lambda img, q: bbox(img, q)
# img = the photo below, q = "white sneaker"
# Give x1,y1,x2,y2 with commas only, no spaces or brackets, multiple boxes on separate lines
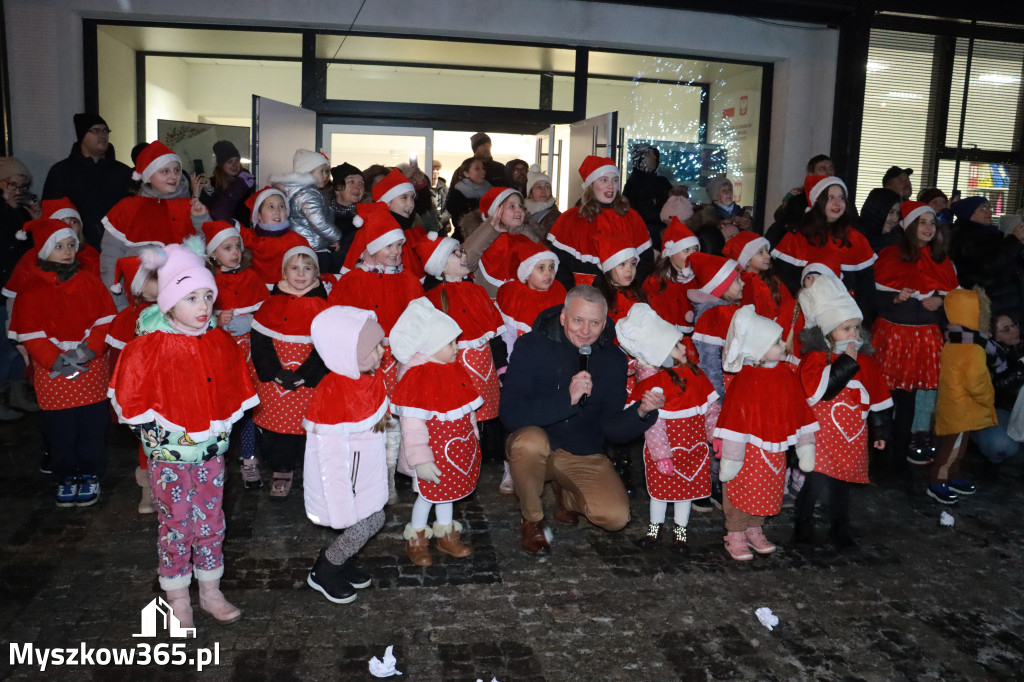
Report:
499,461,515,495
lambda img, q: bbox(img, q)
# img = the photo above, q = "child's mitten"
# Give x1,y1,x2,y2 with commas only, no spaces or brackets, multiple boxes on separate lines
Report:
656,458,674,476
796,443,816,472
719,458,742,482
415,462,442,484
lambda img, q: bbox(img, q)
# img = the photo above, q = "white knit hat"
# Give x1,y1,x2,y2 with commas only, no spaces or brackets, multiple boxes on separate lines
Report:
389,298,462,365
293,148,330,175
722,305,783,373
526,163,551,197
615,303,682,368
798,275,862,336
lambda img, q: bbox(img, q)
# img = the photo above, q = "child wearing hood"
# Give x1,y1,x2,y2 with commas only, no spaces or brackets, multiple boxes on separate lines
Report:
270,149,340,274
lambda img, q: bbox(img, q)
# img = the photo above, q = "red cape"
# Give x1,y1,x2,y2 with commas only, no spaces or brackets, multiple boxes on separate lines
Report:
214,268,270,314
874,245,959,297
304,370,390,432
772,229,877,271
495,280,567,332
547,206,651,264
251,286,329,342
327,267,425,335
392,361,482,421
106,300,150,349
240,226,309,286
630,366,718,417
102,195,195,247
714,363,818,451
425,280,504,349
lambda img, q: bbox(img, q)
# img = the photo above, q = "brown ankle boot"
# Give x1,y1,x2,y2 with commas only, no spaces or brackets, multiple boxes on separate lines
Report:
434,521,472,558
403,524,433,566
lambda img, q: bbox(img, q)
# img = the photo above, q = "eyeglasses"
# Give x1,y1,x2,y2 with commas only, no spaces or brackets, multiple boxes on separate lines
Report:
87,127,111,136
2,179,29,192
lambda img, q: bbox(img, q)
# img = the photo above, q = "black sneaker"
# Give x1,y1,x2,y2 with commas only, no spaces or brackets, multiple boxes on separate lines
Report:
926,484,958,505
710,481,723,509
307,550,357,604
338,559,372,589
906,448,934,466
691,497,713,513
947,479,976,496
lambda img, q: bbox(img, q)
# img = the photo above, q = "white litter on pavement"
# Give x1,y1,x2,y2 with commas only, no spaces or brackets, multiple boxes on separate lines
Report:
755,607,779,631
369,645,402,677
940,511,955,527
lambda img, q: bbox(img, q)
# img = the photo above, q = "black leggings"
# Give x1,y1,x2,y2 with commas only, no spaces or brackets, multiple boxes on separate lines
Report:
260,429,305,473
794,471,851,532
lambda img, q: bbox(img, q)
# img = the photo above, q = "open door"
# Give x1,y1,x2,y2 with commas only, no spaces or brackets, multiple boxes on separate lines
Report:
533,126,561,200
252,96,316,187
566,111,618,207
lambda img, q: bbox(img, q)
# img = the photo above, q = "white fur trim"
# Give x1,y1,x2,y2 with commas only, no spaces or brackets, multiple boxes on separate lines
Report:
366,228,405,255
770,247,807,267
281,245,318,269
691,332,725,347
391,395,484,422
377,181,415,207
38,227,78,259
545,232,599,265
102,215,166,247
700,259,739,296
303,399,390,434
806,364,831,405
839,253,877,271
250,319,312,344
659,390,719,419
423,236,459,278
205,225,241,256
476,259,507,288
482,188,519,220
516,250,559,283
48,208,81,222
457,326,505,350
663,236,699,257
901,205,933,229
713,422,820,453
600,247,638,273
137,153,180,183
105,334,127,350
807,176,847,208
108,389,259,443
737,237,769,269
582,164,619,189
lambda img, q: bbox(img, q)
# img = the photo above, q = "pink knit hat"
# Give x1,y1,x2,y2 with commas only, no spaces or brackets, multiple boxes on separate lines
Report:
154,242,218,313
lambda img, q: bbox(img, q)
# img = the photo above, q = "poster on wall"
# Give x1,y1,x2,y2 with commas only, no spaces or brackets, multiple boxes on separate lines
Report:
713,88,759,205
157,120,251,177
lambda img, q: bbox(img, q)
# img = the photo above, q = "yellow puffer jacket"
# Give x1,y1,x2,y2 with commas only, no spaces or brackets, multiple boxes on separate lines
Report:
935,289,997,435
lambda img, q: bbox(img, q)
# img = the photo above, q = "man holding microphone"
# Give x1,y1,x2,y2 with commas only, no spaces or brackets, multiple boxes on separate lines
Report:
500,285,665,554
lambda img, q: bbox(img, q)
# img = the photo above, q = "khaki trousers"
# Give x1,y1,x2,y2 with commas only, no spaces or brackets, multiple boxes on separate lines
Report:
722,486,765,533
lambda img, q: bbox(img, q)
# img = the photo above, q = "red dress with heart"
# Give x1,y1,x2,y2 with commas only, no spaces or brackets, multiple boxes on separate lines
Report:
250,290,329,434
426,280,505,420
102,195,196,247
643,273,698,334
392,362,483,503
799,351,893,483
714,363,819,516
633,366,719,502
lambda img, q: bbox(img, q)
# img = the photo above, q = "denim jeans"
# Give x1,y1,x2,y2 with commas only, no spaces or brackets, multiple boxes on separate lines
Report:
972,409,1022,464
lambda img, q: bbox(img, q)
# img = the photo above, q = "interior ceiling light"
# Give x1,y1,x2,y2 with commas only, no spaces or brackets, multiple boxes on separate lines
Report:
866,62,889,72
978,74,1021,84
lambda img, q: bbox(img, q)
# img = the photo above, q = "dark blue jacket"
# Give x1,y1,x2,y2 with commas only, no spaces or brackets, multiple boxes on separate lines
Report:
499,304,657,454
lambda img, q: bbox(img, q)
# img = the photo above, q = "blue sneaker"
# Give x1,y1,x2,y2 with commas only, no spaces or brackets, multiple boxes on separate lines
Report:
55,478,78,507
75,475,100,507
948,479,976,496
926,483,958,505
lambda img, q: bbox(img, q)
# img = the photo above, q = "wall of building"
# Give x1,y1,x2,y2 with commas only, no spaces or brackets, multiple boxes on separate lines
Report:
4,0,838,211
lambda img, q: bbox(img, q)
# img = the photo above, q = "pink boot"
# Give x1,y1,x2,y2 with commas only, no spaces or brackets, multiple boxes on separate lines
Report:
164,588,194,630
198,579,242,624
723,531,753,561
744,526,777,554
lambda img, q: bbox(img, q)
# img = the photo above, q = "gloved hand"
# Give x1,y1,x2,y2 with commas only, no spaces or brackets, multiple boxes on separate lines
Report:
655,458,675,476
719,458,743,482
223,312,253,336
238,170,255,188
65,345,96,366
415,462,442,484
50,353,86,379
796,443,816,472
713,438,722,457
273,369,305,391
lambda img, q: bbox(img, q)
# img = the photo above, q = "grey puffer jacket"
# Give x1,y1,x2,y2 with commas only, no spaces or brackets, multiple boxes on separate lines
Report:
270,172,338,251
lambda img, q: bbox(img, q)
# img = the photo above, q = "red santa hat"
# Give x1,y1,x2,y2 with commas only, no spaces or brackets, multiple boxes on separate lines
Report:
516,239,559,283
578,155,619,190
16,218,77,259
804,175,848,211
133,141,180,182
202,220,242,256
479,187,521,221
595,234,639,273
615,303,683,368
661,217,699,258
722,304,783,373
900,200,933,229
800,259,843,285
389,297,462,365
372,168,415,205
412,231,460,279
689,252,740,298
357,202,405,255
42,197,81,224
293,148,330,175
721,231,769,269
246,186,301,227
155,242,218,314
282,245,319,271
110,256,149,296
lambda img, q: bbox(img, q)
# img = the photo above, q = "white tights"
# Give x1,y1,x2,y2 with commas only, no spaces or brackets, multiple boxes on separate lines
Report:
649,499,692,527
411,495,453,529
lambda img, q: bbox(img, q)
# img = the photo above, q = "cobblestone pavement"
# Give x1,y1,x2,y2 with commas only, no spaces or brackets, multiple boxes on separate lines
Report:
1,418,1023,681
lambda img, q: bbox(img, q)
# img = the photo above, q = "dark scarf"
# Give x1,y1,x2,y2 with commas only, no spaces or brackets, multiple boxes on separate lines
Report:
37,258,79,282
945,324,1008,374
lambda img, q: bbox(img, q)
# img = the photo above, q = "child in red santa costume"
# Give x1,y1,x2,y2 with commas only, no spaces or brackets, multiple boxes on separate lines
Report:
795,275,892,549
204,219,270,489
642,218,700,334
108,239,258,631
100,141,210,306
9,218,116,507
341,168,427,279
713,305,819,561
304,306,390,605
723,230,796,348
391,298,483,567
242,186,311,287
329,202,426,503
417,232,507,467
615,303,719,553
547,155,652,290
471,187,539,296
250,246,330,498
592,234,646,324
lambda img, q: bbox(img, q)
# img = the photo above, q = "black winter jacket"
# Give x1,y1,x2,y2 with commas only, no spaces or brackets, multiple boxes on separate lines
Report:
949,219,1024,317
499,304,658,454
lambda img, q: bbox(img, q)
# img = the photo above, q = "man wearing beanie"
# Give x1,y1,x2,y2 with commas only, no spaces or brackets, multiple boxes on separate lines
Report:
949,196,1024,318
43,113,132,250
468,132,508,188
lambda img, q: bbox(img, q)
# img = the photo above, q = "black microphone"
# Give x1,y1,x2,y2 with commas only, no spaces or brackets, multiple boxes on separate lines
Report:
578,344,592,407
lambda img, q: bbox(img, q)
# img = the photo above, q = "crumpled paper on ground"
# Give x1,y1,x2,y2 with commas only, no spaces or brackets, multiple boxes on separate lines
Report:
940,511,955,527
755,607,779,631
369,645,402,677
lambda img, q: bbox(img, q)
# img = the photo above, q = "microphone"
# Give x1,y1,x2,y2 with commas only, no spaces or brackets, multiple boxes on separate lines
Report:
578,344,592,407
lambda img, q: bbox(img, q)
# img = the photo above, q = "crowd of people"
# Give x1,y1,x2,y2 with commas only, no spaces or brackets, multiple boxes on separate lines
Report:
1,113,1022,630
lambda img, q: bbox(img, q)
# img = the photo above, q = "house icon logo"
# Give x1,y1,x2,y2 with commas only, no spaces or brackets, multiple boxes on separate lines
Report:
133,597,196,638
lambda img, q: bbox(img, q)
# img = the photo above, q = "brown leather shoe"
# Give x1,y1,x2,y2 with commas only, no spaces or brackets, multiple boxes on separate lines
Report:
434,522,472,558
520,517,550,554
404,525,433,566
551,480,579,525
